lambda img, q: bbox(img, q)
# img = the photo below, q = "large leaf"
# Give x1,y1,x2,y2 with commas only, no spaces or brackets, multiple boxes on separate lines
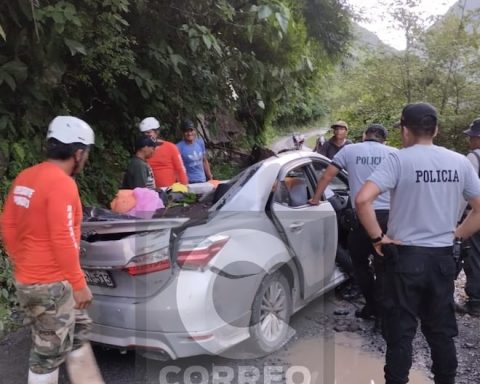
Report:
275,12,289,33
202,34,213,50
2,60,28,82
0,72,16,91
64,38,87,56
0,25,5,41
257,5,272,20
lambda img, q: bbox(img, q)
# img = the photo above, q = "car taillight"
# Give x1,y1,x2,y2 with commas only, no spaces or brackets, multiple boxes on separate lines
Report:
123,247,171,276
177,235,229,268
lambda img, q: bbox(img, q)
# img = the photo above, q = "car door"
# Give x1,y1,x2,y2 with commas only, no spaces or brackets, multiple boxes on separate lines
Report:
270,159,337,299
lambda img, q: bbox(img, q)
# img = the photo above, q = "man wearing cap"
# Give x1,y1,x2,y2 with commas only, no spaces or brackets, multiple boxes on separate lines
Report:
138,117,188,187
309,124,397,323
316,120,352,159
176,119,213,183
458,117,480,316
356,102,480,384
122,136,157,190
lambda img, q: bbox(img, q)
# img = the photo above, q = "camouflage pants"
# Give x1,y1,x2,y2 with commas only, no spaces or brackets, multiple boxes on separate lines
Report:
15,281,92,374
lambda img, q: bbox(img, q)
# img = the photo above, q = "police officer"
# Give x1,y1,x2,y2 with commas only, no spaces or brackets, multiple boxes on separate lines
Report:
1,117,104,384
309,124,397,322
355,103,480,384
458,117,480,316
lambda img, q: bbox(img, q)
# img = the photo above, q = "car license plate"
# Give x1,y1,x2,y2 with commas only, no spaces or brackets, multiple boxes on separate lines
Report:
84,269,115,288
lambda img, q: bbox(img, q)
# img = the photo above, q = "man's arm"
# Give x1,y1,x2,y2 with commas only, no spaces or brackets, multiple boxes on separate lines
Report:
171,144,188,184
46,184,87,291
355,180,398,254
203,157,213,180
0,188,18,260
355,181,382,238
456,196,480,239
308,164,340,205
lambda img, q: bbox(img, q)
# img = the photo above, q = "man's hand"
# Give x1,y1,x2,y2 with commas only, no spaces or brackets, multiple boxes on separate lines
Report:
73,286,93,309
308,198,321,206
373,234,401,256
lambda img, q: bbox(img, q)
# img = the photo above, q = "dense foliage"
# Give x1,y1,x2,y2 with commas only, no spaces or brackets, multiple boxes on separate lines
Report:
0,0,351,329
328,0,480,149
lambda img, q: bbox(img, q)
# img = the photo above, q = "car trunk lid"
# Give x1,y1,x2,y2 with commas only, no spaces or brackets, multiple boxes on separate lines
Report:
81,217,188,298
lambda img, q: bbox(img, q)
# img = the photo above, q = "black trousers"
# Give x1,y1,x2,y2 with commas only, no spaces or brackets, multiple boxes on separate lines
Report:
347,210,389,314
465,231,480,301
382,245,458,384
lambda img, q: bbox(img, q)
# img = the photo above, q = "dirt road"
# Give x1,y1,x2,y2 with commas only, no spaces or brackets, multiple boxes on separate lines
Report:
270,128,328,154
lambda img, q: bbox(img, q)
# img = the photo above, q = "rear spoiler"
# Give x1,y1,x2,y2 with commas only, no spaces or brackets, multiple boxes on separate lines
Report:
81,218,189,236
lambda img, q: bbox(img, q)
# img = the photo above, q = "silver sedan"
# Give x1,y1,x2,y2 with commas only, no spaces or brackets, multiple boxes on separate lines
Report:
80,151,351,360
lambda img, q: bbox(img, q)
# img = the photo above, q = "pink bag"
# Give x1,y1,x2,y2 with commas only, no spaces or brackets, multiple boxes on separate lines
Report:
127,188,164,218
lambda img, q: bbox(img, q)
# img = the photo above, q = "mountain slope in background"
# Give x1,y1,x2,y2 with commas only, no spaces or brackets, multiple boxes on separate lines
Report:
447,0,480,15
351,23,385,48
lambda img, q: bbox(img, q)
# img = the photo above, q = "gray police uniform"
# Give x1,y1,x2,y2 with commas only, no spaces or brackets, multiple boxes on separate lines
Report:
332,140,398,316
463,149,480,308
368,144,480,384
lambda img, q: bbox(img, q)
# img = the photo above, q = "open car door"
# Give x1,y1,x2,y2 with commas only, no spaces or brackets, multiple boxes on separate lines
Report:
270,159,337,299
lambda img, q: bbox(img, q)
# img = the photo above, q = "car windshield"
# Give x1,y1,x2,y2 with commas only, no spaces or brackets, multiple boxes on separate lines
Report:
210,162,263,211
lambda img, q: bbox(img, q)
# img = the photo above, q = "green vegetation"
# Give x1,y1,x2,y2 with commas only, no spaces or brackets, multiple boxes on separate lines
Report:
327,0,480,151
0,0,352,330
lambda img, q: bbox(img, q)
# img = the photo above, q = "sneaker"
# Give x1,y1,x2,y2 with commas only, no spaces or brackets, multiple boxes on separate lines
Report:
355,305,376,320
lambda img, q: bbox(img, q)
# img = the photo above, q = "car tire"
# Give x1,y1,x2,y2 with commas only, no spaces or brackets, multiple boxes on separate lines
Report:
249,272,292,355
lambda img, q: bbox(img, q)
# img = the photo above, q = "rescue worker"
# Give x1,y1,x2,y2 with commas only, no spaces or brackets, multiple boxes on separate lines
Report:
122,135,157,189
309,124,397,322
458,117,480,316
316,120,352,159
0,116,104,384
139,117,188,187
355,102,480,384
176,119,213,183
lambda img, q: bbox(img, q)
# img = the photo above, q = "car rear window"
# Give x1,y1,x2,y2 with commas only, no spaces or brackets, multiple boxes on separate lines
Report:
210,162,262,210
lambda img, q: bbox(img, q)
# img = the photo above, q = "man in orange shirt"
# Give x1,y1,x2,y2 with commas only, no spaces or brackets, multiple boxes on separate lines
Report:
1,116,104,384
139,117,188,187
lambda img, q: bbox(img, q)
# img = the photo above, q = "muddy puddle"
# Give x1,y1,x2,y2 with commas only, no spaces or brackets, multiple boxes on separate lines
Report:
282,332,431,383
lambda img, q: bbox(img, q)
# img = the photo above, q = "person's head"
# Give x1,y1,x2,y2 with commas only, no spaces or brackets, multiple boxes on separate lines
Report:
331,120,348,141
364,123,387,143
139,117,160,140
46,116,94,176
463,118,480,150
292,133,305,149
134,136,157,159
181,119,196,143
399,102,438,145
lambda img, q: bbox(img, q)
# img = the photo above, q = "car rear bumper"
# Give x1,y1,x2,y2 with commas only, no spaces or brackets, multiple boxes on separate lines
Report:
89,313,251,360
87,269,258,359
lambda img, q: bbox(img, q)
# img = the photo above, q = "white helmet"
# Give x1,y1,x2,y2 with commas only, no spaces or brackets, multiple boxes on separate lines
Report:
47,116,95,145
139,117,160,132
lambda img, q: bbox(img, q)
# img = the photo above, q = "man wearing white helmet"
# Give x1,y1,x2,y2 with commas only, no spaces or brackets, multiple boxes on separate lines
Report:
139,117,188,187
1,116,104,384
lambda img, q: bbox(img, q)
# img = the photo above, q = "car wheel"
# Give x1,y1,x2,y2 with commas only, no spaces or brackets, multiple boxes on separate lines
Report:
249,272,292,354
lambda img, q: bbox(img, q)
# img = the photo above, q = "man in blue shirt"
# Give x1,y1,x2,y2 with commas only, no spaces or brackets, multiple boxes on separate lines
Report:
177,120,213,183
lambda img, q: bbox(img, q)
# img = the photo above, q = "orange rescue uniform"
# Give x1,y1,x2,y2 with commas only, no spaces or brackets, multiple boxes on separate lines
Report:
0,162,86,290
147,140,188,187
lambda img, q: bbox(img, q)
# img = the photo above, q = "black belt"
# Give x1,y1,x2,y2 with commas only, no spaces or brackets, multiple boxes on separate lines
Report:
397,245,453,256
